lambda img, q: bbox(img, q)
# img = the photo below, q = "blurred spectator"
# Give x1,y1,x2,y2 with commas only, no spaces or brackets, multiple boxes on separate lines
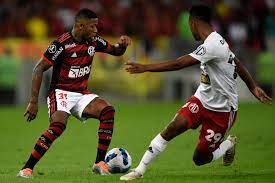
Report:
266,8,275,53
227,12,248,55
26,15,49,40
177,11,193,41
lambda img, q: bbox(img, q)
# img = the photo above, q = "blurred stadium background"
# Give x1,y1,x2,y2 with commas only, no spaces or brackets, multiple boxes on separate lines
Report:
0,0,274,104
0,0,274,183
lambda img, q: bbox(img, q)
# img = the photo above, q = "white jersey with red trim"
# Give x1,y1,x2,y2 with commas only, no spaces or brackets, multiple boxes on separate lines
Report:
189,31,238,112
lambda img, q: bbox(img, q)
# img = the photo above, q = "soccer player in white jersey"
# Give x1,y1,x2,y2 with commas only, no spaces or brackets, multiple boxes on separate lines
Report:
120,4,272,181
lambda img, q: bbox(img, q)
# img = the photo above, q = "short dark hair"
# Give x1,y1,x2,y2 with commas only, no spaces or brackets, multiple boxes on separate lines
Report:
189,5,212,24
75,8,97,21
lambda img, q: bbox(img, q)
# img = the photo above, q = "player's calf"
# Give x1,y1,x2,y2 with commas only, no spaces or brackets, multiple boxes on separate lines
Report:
21,122,66,171
95,106,115,163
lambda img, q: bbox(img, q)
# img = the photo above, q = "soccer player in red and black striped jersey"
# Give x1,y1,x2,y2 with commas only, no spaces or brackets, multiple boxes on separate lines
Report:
18,9,131,178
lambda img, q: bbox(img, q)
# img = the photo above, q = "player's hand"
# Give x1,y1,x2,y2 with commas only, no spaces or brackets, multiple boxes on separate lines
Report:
24,102,38,122
251,86,272,105
117,35,131,47
125,61,147,74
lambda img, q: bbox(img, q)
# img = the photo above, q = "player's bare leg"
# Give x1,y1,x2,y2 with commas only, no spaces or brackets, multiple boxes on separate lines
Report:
192,135,237,166
82,97,115,175
120,114,188,181
18,111,69,178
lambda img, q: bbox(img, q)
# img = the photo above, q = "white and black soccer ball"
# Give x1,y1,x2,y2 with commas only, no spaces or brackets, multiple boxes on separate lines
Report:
105,148,132,173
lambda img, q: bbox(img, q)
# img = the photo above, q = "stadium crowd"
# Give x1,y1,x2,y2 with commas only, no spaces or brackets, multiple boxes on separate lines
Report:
0,0,274,104
0,0,275,51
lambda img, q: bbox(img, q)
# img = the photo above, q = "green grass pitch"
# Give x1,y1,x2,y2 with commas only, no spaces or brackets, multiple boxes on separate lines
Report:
0,102,274,183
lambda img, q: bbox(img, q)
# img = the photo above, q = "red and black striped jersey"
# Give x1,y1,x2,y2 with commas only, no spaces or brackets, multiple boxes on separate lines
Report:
42,32,114,94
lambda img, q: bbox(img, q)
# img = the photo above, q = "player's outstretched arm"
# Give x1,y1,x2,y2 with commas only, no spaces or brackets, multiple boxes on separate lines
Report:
125,55,200,73
24,58,52,122
235,57,272,105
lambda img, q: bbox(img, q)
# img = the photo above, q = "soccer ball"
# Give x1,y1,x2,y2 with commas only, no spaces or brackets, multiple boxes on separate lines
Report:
105,148,132,173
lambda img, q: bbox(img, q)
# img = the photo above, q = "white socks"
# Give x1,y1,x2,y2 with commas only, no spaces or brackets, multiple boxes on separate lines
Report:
135,134,168,175
134,134,233,174
212,139,233,161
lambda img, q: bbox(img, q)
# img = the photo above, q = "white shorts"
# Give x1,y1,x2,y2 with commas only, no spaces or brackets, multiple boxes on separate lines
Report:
47,89,99,121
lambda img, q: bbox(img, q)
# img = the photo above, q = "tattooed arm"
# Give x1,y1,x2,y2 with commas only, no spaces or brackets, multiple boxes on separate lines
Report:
24,58,52,122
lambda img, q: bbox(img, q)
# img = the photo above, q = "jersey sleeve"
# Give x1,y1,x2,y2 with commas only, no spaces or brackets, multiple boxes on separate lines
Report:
42,40,64,65
94,36,112,53
189,42,217,64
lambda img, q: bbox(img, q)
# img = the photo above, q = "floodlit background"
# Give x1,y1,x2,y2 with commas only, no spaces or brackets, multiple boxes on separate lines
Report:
0,1,274,183
0,0,274,104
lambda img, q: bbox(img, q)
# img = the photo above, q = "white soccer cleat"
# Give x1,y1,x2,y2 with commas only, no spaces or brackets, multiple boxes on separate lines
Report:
223,135,237,166
17,168,33,178
120,169,143,181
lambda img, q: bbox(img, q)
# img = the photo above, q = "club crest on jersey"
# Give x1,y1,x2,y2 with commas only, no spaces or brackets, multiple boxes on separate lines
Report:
48,44,56,53
60,101,67,108
68,65,91,78
194,46,206,56
188,103,199,113
88,46,95,56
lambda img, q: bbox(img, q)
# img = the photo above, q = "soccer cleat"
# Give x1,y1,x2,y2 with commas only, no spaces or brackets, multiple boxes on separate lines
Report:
92,161,110,175
223,135,237,166
17,168,33,178
120,169,143,181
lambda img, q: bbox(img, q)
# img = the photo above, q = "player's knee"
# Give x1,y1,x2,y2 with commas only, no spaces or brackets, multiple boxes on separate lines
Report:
192,150,211,166
192,155,205,166
50,111,68,125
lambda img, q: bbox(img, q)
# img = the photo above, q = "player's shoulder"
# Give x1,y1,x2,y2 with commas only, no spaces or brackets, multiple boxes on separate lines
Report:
56,32,73,44
204,32,223,44
204,32,229,53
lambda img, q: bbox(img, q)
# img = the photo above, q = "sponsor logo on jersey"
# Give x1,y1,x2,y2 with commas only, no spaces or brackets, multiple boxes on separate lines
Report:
65,43,76,49
88,46,95,56
71,52,77,58
188,103,199,113
194,46,206,56
52,47,64,61
68,65,91,78
48,44,56,53
94,36,107,46
200,73,211,85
